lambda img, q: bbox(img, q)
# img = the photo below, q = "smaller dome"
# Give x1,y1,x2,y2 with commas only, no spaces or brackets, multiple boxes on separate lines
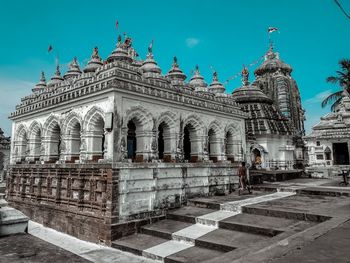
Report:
254,46,292,76
189,65,208,92
209,71,225,94
84,47,103,73
47,65,64,87
107,35,133,64
32,71,47,93
166,56,186,84
140,46,162,79
64,57,82,79
232,67,272,104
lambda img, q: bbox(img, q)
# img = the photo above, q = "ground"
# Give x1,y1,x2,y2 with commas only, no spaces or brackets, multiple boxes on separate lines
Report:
0,177,350,263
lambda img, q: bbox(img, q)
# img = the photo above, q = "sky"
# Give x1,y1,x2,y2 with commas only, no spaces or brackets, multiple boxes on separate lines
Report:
0,0,349,137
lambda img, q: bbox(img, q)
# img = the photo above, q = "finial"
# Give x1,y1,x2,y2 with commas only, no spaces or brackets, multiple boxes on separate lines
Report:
213,71,218,82
174,56,177,64
40,71,46,81
241,66,249,86
55,65,61,76
93,47,99,57
73,57,77,63
118,34,122,43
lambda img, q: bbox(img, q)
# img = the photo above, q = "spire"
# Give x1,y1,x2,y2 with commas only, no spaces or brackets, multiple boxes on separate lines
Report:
64,57,82,79
209,71,225,95
140,45,162,79
32,71,47,93
84,47,103,73
47,65,64,88
106,35,133,64
189,65,208,92
241,67,249,86
166,56,186,84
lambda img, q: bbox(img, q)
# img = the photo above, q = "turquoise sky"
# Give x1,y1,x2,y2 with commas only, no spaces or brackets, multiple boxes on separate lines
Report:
0,0,349,136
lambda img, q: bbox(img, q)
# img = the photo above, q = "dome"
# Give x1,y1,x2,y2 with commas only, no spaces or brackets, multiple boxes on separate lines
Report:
189,65,208,92
107,35,133,64
232,67,292,135
254,46,292,76
166,56,186,84
32,71,47,93
47,65,64,88
209,72,225,94
140,46,162,79
84,47,103,73
64,57,82,79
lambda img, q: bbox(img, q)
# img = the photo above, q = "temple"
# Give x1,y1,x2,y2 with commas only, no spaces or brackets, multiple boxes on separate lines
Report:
305,92,350,177
6,34,305,244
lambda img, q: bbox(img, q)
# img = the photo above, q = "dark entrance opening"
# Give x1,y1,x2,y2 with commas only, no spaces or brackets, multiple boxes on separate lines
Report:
127,121,137,160
101,133,105,158
158,125,164,159
333,143,349,165
184,126,191,161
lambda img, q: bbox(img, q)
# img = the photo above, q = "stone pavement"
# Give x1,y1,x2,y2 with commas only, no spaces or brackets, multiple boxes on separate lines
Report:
27,221,157,263
1,177,350,263
0,233,89,263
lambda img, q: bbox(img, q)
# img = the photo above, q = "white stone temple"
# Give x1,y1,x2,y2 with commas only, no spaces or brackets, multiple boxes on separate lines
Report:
305,92,350,177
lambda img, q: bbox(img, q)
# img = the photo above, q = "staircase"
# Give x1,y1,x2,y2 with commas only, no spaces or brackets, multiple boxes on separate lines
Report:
112,191,320,263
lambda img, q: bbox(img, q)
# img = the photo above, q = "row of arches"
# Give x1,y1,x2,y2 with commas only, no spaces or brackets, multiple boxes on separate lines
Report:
13,107,106,163
122,107,243,163
13,106,244,164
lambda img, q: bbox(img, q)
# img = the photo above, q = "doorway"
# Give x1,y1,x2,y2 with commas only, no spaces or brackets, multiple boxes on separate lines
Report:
333,143,349,165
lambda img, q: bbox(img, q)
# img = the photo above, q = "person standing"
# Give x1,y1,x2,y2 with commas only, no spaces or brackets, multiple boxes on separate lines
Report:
238,162,252,195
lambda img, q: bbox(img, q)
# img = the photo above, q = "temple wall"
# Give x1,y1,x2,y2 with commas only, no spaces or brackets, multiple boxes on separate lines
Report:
116,163,238,220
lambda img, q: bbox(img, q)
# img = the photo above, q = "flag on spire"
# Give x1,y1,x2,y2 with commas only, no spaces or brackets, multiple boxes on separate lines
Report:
48,45,53,53
268,27,279,33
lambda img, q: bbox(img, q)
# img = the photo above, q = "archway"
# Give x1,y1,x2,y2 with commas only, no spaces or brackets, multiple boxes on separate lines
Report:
69,121,81,161
252,148,262,169
158,124,164,160
183,125,192,162
127,120,137,160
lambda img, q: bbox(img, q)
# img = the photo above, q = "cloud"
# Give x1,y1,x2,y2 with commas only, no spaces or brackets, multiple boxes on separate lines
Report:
304,89,333,104
186,38,200,48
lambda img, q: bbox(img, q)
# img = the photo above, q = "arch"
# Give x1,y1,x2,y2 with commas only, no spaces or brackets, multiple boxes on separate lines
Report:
207,121,225,162
183,114,205,135
124,106,154,131
225,123,243,163
43,114,62,161
43,114,61,137
63,112,83,162
156,111,178,161
83,106,105,131
124,106,154,162
62,111,83,135
15,124,28,162
83,106,105,162
182,114,205,162
28,121,42,161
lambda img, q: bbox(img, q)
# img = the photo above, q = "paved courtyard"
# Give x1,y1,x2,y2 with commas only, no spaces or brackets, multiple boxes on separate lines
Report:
1,178,350,263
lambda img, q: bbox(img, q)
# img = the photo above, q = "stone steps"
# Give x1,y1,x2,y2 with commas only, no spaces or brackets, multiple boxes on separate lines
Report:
111,191,324,262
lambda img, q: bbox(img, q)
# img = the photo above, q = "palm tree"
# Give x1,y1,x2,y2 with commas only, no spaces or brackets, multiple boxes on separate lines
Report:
321,59,350,111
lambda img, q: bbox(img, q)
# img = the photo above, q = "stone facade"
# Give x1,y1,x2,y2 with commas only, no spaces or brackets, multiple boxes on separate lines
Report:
7,35,245,244
305,93,350,177
253,46,305,136
232,67,301,170
0,128,10,182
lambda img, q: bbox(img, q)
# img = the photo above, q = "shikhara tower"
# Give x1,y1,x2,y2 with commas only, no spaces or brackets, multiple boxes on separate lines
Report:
253,46,305,136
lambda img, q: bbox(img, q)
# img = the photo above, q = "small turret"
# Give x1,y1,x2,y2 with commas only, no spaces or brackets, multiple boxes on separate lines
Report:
189,65,208,92
166,56,186,85
209,71,225,95
140,45,162,79
84,47,103,73
64,57,82,79
47,65,64,88
32,71,47,93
